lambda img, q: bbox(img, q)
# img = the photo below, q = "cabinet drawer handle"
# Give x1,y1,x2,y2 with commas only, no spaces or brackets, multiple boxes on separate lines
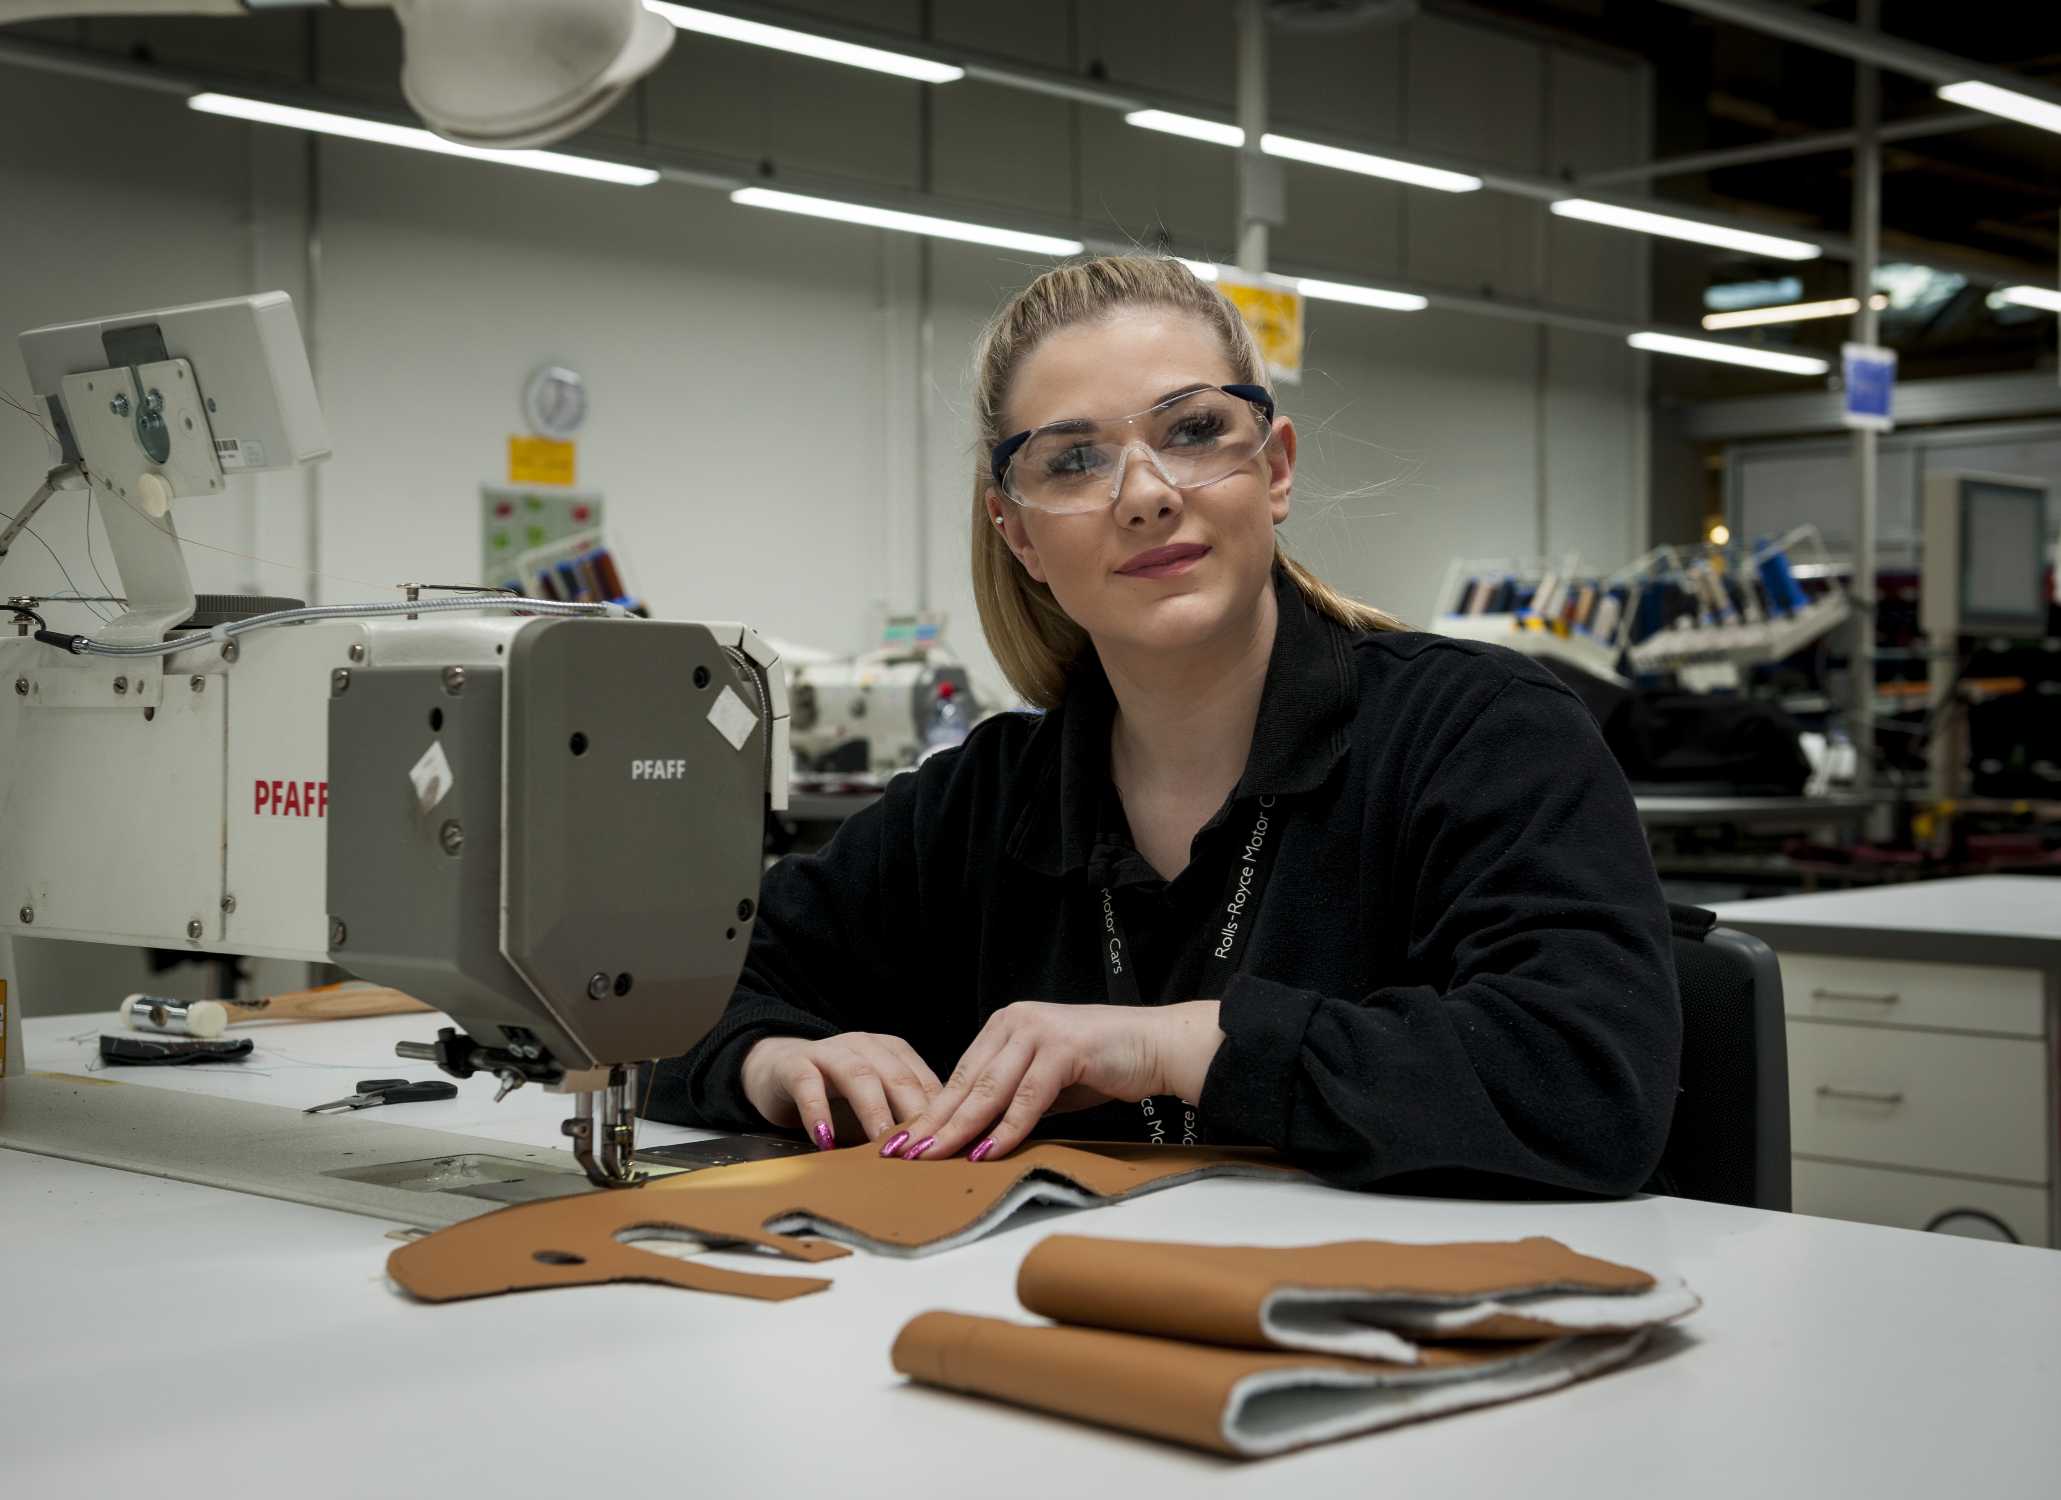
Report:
1810,988,1901,1006
1816,1085,1905,1106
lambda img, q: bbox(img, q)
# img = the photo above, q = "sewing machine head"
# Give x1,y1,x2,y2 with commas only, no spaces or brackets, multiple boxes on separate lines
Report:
2,293,786,1187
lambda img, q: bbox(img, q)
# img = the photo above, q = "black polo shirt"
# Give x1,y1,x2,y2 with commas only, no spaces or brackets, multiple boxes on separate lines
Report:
648,570,1681,1195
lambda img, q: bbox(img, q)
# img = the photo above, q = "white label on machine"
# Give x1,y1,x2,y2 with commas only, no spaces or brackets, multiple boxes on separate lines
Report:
707,684,758,752
409,739,454,813
213,437,267,471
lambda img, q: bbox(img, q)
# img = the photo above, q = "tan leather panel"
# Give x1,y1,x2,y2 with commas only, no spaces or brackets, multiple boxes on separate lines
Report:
388,1141,1301,1304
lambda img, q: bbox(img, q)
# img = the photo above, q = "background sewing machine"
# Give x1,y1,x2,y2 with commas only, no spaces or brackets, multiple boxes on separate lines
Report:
0,291,784,1195
786,620,981,778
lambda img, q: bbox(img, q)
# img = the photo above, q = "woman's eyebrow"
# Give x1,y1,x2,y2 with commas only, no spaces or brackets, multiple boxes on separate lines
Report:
1030,383,1215,434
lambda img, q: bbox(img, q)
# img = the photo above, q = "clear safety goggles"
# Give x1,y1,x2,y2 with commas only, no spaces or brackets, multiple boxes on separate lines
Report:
989,383,1277,515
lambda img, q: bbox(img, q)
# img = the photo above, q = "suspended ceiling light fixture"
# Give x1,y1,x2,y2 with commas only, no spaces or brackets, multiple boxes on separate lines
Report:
1127,109,1246,148
1297,277,1429,311
1553,200,1822,261
1124,111,1482,192
186,94,660,185
729,187,1082,255
1994,285,2061,313
1627,331,1831,376
1935,81,2061,137
1702,294,1889,330
644,3,964,83
1178,261,1427,312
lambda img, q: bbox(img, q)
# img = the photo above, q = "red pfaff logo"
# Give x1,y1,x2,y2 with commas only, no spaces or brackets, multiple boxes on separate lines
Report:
255,779,328,817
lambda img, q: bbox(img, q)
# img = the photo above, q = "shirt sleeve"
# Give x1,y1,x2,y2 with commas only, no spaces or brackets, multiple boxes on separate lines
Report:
642,769,925,1132
1198,673,1682,1196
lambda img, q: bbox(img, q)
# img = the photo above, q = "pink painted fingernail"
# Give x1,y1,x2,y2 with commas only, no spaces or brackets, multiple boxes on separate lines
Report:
880,1131,910,1158
813,1120,835,1151
968,1138,995,1164
904,1136,936,1160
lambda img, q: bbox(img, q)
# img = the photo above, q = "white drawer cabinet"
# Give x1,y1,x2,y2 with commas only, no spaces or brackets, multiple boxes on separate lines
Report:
1778,953,2044,1037
1787,1019,2048,1183
1775,954,2053,1249
1711,877,2061,1250
1793,1158,2051,1248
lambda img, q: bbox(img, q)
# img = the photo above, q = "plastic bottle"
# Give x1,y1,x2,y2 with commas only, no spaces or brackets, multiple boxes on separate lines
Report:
920,679,968,756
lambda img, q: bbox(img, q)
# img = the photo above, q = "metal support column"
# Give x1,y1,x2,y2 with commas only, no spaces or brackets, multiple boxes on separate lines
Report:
1235,0,1271,275
1850,0,1881,797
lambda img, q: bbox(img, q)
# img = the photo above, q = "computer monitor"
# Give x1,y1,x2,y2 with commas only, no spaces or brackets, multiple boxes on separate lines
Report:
1922,472,2051,639
1960,481,2047,633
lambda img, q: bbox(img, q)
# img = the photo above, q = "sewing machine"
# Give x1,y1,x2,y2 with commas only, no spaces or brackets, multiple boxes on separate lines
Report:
0,292,786,1188
789,643,978,775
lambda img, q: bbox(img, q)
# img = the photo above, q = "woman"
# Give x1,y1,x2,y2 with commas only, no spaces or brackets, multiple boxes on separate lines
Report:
648,255,1679,1195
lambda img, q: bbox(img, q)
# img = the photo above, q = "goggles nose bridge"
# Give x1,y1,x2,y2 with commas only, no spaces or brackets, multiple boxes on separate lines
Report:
1105,438,1181,502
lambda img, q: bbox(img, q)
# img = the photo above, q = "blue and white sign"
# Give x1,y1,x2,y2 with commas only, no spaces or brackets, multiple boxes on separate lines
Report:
1841,342,1897,433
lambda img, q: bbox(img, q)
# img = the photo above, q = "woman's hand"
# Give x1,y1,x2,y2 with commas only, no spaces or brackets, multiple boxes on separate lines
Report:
740,1033,942,1150
883,1001,1223,1163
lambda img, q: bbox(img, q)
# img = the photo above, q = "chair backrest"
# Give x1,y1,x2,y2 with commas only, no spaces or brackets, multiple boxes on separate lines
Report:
1658,903,1791,1212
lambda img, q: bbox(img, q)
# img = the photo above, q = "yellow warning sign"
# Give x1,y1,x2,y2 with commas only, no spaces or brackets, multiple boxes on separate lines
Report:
1218,272,1304,385
509,435,576,487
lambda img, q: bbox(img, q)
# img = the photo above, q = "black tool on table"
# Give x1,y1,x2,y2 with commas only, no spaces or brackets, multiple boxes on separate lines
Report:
304,1077,460,1114
99,1034,254,1066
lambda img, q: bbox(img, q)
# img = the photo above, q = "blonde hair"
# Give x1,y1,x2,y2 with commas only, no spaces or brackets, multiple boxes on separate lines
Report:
969,254,1404,709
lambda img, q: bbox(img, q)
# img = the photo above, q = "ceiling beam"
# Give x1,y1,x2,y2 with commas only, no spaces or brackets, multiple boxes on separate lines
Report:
1654,0,2061,116
1577,111,1995,186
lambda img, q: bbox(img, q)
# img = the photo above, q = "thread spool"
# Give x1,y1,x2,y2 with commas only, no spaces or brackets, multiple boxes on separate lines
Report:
1757,543,1808,617
1590,592,1624,642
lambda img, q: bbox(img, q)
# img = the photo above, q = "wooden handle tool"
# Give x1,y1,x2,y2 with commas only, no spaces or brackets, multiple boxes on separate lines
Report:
222,984,433,1024
122,984,433,1037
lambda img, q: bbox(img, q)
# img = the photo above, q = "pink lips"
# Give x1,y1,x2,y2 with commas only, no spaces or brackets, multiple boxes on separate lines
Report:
1117,543,1211,579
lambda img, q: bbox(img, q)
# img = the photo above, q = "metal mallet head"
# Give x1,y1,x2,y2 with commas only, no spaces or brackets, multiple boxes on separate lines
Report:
119,994,230,1039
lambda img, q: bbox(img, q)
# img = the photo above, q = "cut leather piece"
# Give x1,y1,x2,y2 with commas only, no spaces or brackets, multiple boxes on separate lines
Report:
388,1142,1301,1304
892,1311,1649,1458
1015,1234,1699,1362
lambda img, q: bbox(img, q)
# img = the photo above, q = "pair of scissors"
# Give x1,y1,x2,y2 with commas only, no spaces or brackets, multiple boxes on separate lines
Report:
304,1077,459,1114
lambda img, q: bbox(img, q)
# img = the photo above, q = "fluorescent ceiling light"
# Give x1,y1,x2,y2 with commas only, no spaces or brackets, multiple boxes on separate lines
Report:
1125,109,1245,147
1553,199,1821,261
645,3,962,83
1627,331,1830,376
1185,262,1424,311
1702,295,1888,330
1296,277,1428,312
1937,80,2061,136
1260,134,1480,193
730,187,1081,256
1124,111,1479,192
188,93,658,185
1996,285,2061,313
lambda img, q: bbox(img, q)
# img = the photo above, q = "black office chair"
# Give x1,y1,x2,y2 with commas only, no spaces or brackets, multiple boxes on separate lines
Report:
1656,903,1791,1212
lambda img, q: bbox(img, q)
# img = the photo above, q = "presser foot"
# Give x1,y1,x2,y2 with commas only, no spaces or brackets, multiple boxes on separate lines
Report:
562,1065,642,1187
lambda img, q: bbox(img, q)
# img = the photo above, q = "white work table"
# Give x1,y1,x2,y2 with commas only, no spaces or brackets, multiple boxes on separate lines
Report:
1712,874,2061,969
6,1013,2061,1497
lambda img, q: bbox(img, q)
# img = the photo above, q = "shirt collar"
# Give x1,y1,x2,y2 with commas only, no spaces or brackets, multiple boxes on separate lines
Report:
1005,566,1359,878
